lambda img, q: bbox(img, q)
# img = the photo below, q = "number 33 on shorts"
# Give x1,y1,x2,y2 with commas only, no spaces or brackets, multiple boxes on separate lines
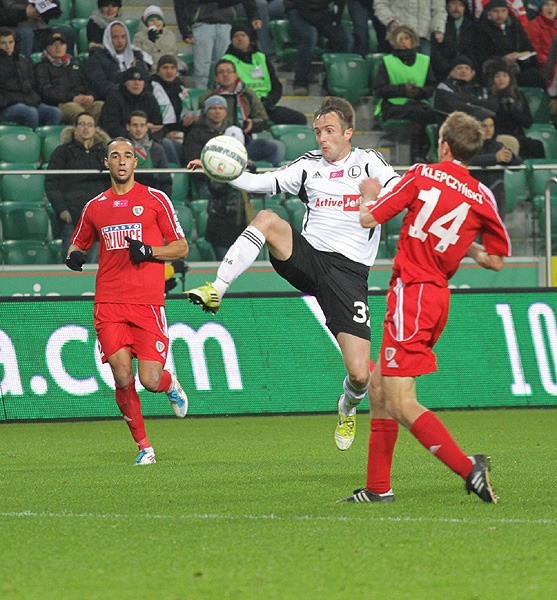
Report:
353,301,370,326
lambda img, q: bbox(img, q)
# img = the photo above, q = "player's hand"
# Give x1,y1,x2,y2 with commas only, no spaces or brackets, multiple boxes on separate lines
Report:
66,250,86,271
359,177,382,206
125,236,153,263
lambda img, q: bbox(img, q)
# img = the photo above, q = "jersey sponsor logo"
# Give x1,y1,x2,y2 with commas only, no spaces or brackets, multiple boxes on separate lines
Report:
113,199,128,208
330,169,344,178
348,165,361,178
133,206,144,216
101,223,141,250
420,165,483,203
343,195,360,211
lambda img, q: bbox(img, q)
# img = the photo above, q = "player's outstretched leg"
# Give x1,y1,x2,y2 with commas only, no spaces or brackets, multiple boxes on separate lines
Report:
165,372,189,418
337,488,395,503
186,281,222,314
465,454,499,503
134,446,156,465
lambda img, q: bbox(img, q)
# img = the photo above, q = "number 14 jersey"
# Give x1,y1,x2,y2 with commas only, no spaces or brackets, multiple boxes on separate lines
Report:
370,161,512,286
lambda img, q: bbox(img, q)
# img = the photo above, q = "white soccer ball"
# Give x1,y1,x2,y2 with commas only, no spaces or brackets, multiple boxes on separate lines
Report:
200,135,248,182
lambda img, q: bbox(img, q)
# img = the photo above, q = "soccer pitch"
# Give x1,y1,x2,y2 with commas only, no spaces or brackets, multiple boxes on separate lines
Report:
0,409,555,599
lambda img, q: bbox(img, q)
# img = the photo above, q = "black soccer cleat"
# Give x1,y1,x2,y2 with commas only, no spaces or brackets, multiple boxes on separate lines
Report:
465,454,499,504
337,488,395,503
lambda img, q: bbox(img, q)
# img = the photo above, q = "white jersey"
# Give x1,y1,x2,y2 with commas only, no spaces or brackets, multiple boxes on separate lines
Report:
232,147,400,265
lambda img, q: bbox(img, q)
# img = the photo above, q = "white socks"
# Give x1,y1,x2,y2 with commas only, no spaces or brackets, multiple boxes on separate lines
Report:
214,225,266,297
340,376,368,415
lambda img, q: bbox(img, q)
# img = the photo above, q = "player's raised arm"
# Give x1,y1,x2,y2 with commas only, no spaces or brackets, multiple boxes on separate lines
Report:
359,177,383,229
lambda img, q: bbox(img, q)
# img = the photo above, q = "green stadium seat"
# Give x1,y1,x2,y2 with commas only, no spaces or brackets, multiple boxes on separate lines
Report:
171,172,190,205
249,196,283,212
279,132,319,161
0,202,50,240
526,159,557,198
75,25,89,53
194,207,208,238
503,167,529,213
124,19,140,39
73,0,97,19
41,133,62,162
321,53,361,69
0,173,45,203
187,88,207,111
425,123,439,162
366,52,386,94
35,124,66,139
177,52,194,73
0,124,33,136
324,54,370,105
173,204,194,239
270,124,313,139
77,52,89,69
185,241,202,261
524,126,557,159
48,0,72,25
0,132,41,165
269,20,298,65
288,205,306,231
196,237,217,261
30,52,42,64
1,240,52,265
520,87,551,124
70,18,88,32
49,238,64,263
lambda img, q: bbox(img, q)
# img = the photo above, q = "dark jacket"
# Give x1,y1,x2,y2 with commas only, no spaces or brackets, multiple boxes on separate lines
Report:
84,45,150,100
128,136,172,198
0,6,27,26
174,0,259,39
0,49,41,110
493,88,533,136
34,56,91,105
99,84,163,138
45,126,111,223
477,12,534,66
470,137,522,169
433,76,498,120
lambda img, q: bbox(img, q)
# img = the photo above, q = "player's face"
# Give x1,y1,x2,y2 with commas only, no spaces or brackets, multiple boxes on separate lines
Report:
126,117,148,141
313,112,352,163
232,31,251,53
157,63,177,82
105,141,137,184
111,24,128,53
0,35,16,56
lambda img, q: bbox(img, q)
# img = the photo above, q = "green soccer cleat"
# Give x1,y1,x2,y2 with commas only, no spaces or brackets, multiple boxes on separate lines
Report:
185,282,221,314
335,394,356,450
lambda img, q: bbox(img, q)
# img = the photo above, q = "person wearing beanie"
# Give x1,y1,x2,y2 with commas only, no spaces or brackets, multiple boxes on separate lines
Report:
174,0,262,89
183,94,251,260
221,24,307,125
133,5,184,74
433,54,498,120
431,0,484,81
87,0,123,48
477,0,547,88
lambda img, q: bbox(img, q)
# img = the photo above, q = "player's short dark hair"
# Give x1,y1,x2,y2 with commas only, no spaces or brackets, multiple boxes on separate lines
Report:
128,110,148,123
106,136,134,156
313,97,355,131
439,111,483,164
215,59,236,73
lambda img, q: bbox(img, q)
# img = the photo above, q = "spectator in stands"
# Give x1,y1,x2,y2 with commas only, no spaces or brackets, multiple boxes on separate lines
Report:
373,0,447,55
183,95,250,259
431,0,484,81
222,24,307,125
234,0,275,56
87,0,122,48
433,54,498,119
84,20,151,101
151,54,199,164
2,0,75,57
478,0,547,88
374,25,438,162
470,115,523,218
199,59,285,165
35,32,103,124
526,0,557,73
0,2,33,27
285,0,352,95
125,110,172,197
347,0,388,55
484,56,546,158
45,111,110,259
173,0,262,89
133,5,187,75
0,26,62,128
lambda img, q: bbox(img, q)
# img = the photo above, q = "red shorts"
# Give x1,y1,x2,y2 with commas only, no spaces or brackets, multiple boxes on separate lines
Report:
380,279,450,377
94,303,169,364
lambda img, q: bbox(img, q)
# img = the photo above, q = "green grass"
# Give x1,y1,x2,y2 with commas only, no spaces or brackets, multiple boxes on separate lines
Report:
0,409,556,599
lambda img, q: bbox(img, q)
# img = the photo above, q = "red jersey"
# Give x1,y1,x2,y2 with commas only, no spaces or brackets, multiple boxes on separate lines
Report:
370,161,511,286
71,182,184,304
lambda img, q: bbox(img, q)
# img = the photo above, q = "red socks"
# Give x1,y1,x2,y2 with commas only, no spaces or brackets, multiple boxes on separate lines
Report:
366,418,399,494
156,369,172,393
115,380,150,450
410,411,473,480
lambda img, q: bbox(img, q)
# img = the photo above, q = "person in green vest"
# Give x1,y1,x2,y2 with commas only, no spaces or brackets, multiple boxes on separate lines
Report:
125,109,172,197
221,23,307,125
374,24,439,163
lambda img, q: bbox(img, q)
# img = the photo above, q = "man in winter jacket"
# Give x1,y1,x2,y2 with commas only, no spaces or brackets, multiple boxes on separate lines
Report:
45,112,110,257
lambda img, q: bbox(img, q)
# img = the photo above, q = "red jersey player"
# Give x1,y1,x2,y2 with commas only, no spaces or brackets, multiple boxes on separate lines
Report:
66,137,189,465
339,111,511,504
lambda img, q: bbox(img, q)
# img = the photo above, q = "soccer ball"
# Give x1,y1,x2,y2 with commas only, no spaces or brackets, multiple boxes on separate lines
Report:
200,135,248,182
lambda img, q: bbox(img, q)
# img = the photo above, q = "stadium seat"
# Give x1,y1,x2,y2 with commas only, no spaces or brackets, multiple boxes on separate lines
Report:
73,0,97,19
526,159,557,198
171,172,190,205
503,167,529,214
520,87,551,124
321,53,361,69
124,19,140,39
187,88,207,111
1,240,53,265
249,196,283,212
270,124,313,139
269,20,298,65
0,162,38,173
35,124,66,139
194,207,208,238
324,54,370,105
196,237,217,261
77,52,89,69
48,0,72,24
49,238,64,263
524,126,557,159
177,52,194,73
70,18,88,32
366,53,386,95
288,205,306,231
425,123,439,162
0,173,45,203
30,52,42,64
279,132,319,161
0,124,33,136
75,25,89,53
0,132,41,165
173,204,194,239
41,133,62,162
0,202,51,240
185,241,202,261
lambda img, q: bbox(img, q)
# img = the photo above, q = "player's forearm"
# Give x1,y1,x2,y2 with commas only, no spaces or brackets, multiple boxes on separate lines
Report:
230,171,276,194
151,238,189,262
359,201,379,229
467,243,504,271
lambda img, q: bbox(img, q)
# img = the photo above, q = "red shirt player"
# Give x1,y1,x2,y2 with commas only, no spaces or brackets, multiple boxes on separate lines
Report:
339,112,511,505
66,137,189,466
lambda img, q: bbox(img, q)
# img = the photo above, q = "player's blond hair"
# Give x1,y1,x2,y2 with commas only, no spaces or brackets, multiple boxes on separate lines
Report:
439,111,483,164
313,97,355,132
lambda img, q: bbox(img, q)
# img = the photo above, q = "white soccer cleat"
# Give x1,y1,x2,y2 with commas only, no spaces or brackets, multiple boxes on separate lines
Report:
166,371,188,418
134,447,156,465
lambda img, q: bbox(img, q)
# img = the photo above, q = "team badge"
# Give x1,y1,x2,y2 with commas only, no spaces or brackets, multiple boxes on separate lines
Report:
133,206,144,216
156,341,165,353
348,165,361,178
385,347,396,361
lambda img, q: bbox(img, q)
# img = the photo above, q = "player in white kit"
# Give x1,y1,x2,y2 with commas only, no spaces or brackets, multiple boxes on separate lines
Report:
186,97,400,450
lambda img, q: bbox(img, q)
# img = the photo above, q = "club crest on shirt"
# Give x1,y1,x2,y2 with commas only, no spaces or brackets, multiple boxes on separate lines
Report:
385,347,396,361
133,206,144,216
348,165,361,178
156,340,165,353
